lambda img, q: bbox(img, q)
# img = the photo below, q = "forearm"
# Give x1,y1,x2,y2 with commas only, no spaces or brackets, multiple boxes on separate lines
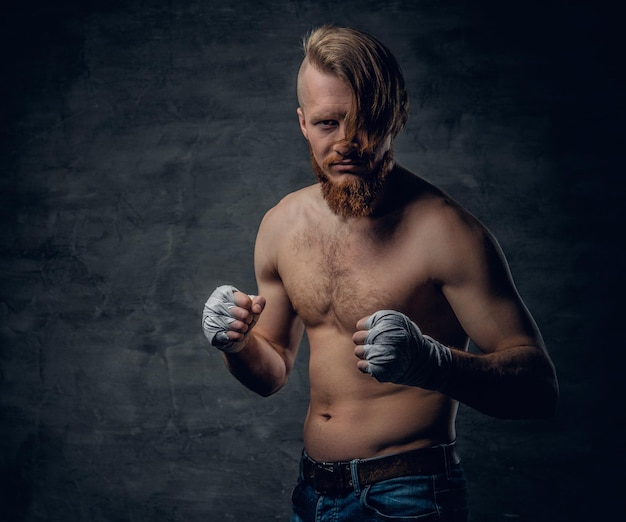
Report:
223,333,289,397
442,345,559,419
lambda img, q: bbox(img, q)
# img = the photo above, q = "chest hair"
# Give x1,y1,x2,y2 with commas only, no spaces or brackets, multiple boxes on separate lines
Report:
287,223,396,328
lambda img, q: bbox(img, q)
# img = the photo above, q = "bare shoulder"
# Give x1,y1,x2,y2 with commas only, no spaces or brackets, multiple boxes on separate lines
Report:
261,185,318,225
399,170,501,285
399,169,485,237
417,190,487,243
255,184,321,267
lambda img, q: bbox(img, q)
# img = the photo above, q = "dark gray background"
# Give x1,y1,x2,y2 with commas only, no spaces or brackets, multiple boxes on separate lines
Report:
1,1,622,520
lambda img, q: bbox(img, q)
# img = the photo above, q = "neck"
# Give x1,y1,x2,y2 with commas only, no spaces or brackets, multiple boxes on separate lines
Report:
362,162,402,218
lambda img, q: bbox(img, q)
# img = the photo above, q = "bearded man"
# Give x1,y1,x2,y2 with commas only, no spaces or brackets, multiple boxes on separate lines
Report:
202,26,558,522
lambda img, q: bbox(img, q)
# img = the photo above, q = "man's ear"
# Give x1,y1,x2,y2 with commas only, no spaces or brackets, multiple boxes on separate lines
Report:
297,107,309,140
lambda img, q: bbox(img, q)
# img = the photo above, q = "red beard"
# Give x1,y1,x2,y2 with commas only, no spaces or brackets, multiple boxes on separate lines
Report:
310,147,394,218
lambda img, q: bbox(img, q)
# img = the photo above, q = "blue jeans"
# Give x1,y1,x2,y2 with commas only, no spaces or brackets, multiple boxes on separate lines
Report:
290,451,468,521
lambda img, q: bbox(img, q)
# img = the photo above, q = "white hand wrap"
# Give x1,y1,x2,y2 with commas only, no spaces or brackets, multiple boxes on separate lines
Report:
363,310,452,391
202,285,241,353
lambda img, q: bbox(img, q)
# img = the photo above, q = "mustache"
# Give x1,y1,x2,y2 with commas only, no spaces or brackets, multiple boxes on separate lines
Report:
322,152,374,170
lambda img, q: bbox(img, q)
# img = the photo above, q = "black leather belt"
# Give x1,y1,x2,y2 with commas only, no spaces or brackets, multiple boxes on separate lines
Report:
302,443,460,496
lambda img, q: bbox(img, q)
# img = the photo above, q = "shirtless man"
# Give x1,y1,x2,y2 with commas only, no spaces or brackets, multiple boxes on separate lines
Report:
202,26,558,522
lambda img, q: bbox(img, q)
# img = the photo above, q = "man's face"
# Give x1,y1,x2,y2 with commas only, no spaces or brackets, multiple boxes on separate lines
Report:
297,63,393,218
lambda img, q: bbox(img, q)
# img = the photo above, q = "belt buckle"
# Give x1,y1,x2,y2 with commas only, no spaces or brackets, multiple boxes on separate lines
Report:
312,462,337,494
315,461,352,495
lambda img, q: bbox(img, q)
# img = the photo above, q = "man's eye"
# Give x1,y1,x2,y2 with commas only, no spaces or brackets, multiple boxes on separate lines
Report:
317,120,337,127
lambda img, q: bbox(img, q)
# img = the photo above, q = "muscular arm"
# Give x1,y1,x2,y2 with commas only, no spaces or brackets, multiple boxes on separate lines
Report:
222,207,304,397
437,210,558,418
443,343,557,419
353,199,558,419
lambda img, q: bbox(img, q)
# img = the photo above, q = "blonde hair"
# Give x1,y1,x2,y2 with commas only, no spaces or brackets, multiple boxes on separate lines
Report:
299,26,409,152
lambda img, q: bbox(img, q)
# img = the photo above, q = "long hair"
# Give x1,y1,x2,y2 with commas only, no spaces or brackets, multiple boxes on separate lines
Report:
299,26,409,154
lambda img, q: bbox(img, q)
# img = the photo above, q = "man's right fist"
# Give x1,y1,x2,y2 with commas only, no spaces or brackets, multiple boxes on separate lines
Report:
202,285,262,353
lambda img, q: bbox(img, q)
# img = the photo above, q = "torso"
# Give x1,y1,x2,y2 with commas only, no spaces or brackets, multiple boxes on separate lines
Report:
273,167,469,461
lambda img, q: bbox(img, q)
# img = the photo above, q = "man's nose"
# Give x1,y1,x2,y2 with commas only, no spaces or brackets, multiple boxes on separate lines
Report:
333,128,364,156
332,140,357,157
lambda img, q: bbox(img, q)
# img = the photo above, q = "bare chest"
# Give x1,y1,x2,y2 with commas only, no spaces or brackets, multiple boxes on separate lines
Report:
280,223,437,330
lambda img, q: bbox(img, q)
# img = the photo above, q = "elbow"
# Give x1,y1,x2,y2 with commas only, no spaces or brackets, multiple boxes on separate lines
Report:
516,354,560,419
255,383,284,398
531,359,559,418
479,371,559,420
506,374,560,420
534,375,559,419
244,376,288,398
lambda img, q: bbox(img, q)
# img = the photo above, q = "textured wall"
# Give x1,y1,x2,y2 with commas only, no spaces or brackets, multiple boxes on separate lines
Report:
0,1,621,521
